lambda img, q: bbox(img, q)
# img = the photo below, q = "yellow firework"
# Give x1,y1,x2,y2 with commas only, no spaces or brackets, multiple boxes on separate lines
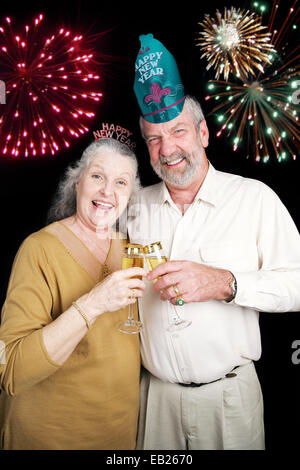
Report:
197,7,275,81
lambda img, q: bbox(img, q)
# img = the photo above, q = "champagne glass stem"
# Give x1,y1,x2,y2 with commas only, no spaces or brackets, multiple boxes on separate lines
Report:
167,304,192,332
172,305,182,324
128,301,134,323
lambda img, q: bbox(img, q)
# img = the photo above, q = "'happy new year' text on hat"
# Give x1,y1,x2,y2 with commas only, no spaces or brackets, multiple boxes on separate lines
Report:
134,34,185,124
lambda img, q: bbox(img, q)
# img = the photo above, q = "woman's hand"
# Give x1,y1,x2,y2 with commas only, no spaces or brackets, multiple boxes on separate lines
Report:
42,267,146,366
76,267,147,320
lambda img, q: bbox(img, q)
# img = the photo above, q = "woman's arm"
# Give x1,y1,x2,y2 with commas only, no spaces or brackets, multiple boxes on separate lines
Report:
42,269,145,365
0,236,145,395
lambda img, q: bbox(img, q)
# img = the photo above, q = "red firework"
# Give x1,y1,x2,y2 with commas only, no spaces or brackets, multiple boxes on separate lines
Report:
0,14,103,157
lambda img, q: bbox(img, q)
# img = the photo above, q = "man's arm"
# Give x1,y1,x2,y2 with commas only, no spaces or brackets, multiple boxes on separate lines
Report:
147,186,300,313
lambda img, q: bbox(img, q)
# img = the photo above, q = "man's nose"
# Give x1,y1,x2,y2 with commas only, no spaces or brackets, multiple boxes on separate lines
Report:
159,136,177,158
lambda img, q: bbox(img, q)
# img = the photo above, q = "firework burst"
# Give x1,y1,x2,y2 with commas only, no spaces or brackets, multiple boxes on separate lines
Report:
197,7,275,81
202,0,300,162
205,76,299,162
0,14,103,158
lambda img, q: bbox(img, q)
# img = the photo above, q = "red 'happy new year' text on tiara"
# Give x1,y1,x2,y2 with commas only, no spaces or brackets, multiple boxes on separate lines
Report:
93,123,136,151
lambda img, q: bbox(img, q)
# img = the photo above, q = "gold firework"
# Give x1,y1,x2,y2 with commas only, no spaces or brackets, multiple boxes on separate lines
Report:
197,7,275,81
202,0,300,163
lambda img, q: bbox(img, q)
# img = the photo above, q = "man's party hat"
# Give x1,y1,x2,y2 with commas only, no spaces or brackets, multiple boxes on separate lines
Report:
134,34,185,123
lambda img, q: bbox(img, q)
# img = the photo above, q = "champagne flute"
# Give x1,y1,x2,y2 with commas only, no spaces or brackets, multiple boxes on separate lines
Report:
143,242,192,332
117,243,144,334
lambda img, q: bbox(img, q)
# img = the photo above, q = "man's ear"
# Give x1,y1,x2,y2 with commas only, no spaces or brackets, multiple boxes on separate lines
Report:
199,120,209,148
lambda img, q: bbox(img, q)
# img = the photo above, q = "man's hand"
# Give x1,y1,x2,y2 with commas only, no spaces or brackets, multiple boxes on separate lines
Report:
147,260,234,304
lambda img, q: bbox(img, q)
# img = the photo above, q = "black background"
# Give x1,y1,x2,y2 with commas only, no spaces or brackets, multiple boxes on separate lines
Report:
0,0,299,452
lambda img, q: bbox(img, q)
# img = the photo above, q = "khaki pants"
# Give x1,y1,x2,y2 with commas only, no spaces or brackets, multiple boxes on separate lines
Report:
137,362,265,450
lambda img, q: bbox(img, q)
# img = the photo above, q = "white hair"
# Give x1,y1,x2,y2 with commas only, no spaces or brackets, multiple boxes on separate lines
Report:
47,139,141,223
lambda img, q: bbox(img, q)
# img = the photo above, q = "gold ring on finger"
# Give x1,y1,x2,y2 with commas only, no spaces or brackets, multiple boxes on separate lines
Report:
173,285,181,297
173,285,184,306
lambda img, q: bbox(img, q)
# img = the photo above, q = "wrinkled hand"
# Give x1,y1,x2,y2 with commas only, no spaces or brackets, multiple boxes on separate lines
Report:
77,267,147,319
147,260,233,305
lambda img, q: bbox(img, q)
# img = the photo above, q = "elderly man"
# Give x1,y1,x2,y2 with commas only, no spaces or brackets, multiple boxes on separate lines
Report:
128,34,300,450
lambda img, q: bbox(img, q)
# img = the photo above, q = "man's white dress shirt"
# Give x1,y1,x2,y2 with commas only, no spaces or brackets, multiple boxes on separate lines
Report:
128,163,300,384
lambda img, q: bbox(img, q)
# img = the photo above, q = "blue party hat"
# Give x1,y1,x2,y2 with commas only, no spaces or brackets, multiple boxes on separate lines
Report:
134,34,185,123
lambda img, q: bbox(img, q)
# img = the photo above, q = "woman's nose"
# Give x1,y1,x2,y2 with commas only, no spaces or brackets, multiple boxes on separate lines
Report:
99,180,113,196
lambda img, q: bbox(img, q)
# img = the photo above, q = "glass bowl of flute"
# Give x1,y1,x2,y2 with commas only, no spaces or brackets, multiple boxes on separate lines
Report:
143,241,191,332
117,243,144,334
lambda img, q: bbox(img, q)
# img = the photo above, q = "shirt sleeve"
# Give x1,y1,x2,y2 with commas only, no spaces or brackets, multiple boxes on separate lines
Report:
0,235,60,396
233,185,300,313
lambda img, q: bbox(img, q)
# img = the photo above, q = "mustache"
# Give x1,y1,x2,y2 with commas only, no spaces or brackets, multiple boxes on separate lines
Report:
159,152,191,165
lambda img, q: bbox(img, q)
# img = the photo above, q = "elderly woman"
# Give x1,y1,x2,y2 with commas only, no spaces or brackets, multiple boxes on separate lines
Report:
0,138,146,450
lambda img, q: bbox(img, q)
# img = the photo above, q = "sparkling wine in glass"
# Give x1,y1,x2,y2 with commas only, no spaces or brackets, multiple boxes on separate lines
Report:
143,242,192,332
117,243,144,334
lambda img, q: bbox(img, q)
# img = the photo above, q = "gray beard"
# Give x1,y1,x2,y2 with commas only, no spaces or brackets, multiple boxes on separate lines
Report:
151,151,202,187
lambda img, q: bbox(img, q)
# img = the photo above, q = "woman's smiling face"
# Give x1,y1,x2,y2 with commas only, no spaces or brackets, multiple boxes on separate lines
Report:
75,150,135,232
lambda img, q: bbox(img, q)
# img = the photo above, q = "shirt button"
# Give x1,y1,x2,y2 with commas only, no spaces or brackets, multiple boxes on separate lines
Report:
225,372,237,378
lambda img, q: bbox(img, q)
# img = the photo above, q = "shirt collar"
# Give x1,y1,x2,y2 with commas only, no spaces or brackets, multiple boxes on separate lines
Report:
156,161,219,207
194,162,218,206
